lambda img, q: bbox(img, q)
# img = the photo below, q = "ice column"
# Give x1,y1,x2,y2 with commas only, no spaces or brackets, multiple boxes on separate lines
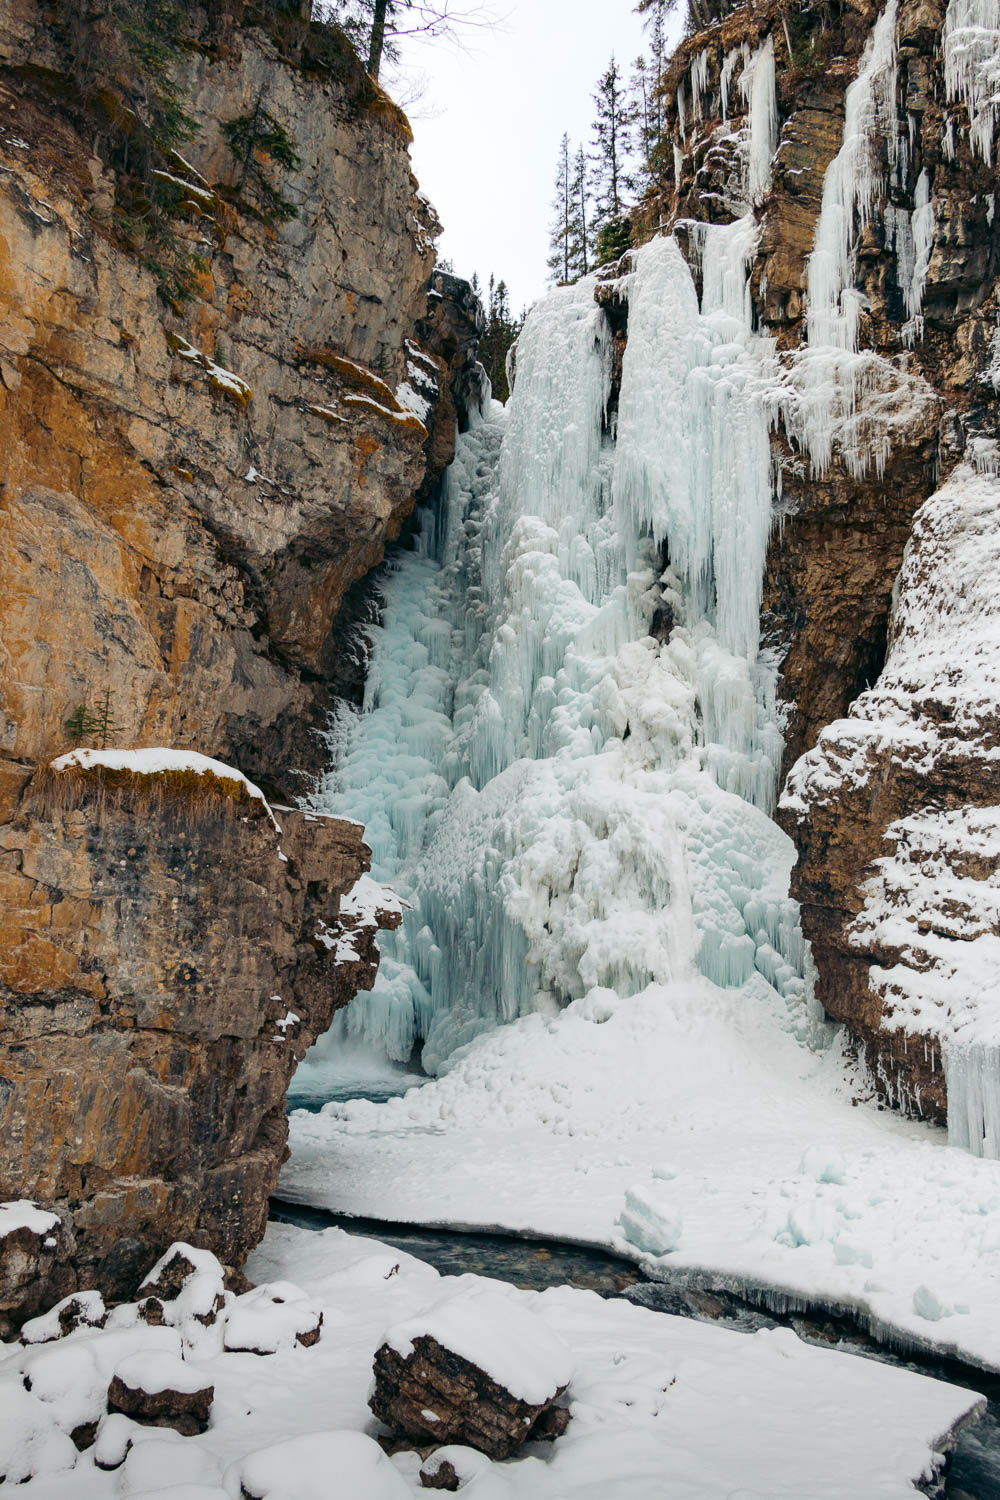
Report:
741,36,778,204
807,0,900,350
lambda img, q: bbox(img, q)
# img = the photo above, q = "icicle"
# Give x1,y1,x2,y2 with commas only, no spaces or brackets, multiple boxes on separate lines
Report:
943,0,1000,162
806,0,900,350
946,1042,1000,1159
690,49,711,122
720,44,750,124
740,36,779,204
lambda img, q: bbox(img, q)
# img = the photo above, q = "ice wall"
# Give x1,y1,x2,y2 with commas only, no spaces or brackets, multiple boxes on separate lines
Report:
294,219,811,1086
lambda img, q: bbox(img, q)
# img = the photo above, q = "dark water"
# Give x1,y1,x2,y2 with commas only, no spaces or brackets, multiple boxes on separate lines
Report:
276,1077,1000,1498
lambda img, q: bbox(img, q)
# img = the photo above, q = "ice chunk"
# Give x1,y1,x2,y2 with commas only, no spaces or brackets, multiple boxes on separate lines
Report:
618,1185,684,1257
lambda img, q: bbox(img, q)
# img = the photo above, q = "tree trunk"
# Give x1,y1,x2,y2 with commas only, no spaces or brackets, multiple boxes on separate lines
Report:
368,0,388,76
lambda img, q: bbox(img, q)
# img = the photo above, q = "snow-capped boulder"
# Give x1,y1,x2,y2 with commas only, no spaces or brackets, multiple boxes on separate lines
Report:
223,1281,323,1354
108,1351,214,1436
371,1287,573,1459
20,1290,107,1345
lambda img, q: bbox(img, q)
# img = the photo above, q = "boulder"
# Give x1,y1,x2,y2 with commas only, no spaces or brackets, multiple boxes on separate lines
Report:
107,1351,214,1436
0,1202,75,1338
371,1289,573,1461
223,1282,324,1355
20,1290,107,1345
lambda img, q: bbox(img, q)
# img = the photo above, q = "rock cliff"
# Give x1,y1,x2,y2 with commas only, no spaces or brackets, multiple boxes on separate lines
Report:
0,0,478,1315
0,0,480,798
637,0,1000,1133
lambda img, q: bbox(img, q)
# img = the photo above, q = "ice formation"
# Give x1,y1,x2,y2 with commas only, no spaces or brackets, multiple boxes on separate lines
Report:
806,0,899,351
297,219,808,1083
944,0,1000,162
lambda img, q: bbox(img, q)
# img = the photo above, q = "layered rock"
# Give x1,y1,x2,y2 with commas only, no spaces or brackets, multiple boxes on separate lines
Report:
780,464,1000,1136
0,0,479,798
0,758,401,1323
372,1291,573,1461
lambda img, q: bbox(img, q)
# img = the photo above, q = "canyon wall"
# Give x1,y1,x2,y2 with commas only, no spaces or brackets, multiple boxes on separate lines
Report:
0,0,477,1314
641,0,1000,1124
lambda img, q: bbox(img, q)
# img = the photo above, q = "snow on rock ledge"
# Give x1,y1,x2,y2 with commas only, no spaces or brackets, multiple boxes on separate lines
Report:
781,464,1000,1148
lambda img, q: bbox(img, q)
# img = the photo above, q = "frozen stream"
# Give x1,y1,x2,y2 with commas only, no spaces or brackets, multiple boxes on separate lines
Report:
270,1191,1000,1498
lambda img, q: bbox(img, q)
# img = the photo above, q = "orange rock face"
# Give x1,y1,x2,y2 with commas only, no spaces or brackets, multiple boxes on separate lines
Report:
0,0,480,1322
0,765,402,1322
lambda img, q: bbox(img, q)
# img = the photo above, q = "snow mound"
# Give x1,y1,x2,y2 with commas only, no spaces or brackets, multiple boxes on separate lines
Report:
385,1286,574,1405
0,1384,77,1483
0,1200,59,1238
224,1430,410,1500
113,1350,211,1396
223,1282,323,1355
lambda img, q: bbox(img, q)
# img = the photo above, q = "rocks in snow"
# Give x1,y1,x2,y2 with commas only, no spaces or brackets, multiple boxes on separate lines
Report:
371,1289,573,1460
224,1281,324,1354
20,1290,107,1344
0,1201,75,1339
138,1243,229,1334
108,1350,214,1436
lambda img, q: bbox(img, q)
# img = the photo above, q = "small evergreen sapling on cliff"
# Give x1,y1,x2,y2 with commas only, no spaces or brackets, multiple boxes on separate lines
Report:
222,97,303,223
65,688,122,751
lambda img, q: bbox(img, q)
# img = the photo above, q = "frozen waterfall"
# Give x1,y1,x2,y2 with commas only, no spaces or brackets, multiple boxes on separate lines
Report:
293,219,812,1091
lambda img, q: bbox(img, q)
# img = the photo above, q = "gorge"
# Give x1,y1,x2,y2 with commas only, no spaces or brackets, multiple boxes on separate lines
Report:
2,0,1000,1494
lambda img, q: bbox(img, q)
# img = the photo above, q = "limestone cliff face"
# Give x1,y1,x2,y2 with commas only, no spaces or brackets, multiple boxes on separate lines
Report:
0,0,479,799
0,0,477,1314
0,759,402,1330
644,0,1000,1125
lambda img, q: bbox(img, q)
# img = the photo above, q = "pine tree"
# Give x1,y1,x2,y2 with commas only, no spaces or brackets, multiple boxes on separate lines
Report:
222,94,302,223
478,275,523,403
570,144,592,279
633,0,671,181
590,55,629,227
547,133,574,285
630,54,653,188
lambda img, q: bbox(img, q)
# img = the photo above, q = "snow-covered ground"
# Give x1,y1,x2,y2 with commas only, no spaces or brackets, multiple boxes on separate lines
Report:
284,983,1000,1373
0,1221,983,1497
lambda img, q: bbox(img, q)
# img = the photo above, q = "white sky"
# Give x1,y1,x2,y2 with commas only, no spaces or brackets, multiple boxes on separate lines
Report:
397,2,650,313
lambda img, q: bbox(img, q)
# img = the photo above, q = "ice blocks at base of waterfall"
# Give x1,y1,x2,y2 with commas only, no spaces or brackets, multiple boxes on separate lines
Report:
618,1186,684,1256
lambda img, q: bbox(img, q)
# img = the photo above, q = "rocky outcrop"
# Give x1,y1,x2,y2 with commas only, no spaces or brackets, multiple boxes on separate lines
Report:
372,1333,571,1460
780,464,1000,1131
0,758,401,1324
641,0,1000,1124
0,0,478,799
371,1292,573,1461
0,0,483,1322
